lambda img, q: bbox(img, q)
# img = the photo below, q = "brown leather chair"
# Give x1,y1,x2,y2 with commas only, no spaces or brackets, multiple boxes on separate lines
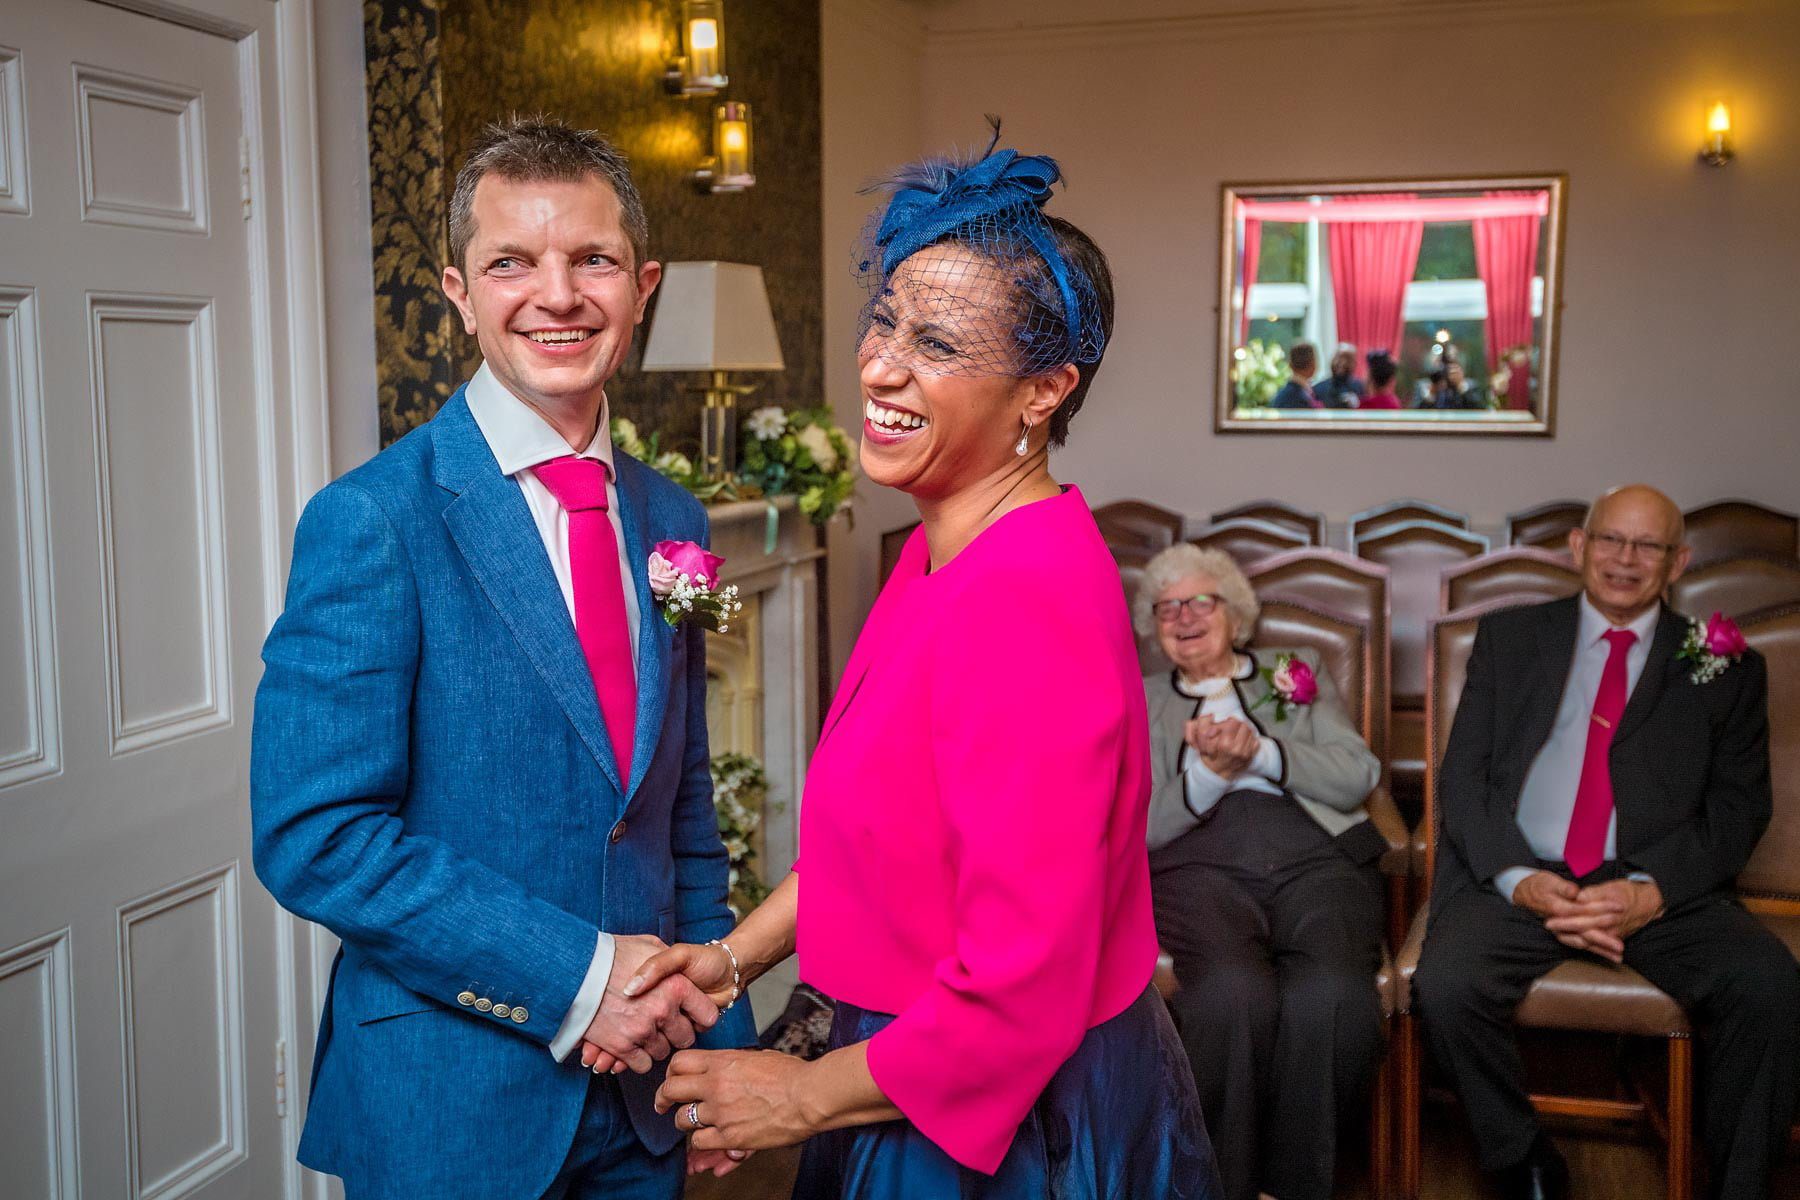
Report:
1356,521,1489,710
1507,500,1587,549
1735,601,1800,955
1211,499,1325,546
1669,556,1800,621
1441,546,1581,614
1683,500,1798,567
1093,499,1185,555
1188,517,1309,568
1352,499,1470,544
1393,600,1696,1200
1154,596,1404,1196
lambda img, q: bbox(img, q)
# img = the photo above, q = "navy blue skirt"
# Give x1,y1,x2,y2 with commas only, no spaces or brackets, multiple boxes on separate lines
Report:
792,986,1221,1200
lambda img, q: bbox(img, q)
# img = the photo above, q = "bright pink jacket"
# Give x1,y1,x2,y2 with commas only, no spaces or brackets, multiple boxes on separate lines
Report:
795,487,1158,1173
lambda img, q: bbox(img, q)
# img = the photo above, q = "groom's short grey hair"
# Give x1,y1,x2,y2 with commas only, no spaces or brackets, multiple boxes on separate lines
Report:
448,114,650,272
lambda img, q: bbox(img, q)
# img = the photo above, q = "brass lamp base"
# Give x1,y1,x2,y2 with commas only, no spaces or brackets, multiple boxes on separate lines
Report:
698,369,760,481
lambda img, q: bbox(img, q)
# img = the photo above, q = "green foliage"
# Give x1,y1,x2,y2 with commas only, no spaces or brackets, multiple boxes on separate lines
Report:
710,752,778,915
1231,338,1290,409
737,406,857,526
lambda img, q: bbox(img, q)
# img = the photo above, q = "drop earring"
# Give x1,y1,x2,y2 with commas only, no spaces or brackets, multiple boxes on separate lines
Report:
1014,419,1032,456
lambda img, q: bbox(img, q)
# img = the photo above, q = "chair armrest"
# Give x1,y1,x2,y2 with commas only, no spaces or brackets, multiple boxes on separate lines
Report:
1365,784,1412,877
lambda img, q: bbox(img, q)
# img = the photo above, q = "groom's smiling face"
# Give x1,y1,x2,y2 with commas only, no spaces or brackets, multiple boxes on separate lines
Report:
443,173,660,422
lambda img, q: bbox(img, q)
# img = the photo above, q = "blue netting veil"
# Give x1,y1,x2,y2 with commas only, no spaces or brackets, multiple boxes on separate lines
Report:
853,119,1108,381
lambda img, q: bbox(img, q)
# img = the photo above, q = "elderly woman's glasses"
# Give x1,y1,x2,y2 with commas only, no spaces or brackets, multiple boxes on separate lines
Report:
1586,530,1678,563
1153,593,1221,624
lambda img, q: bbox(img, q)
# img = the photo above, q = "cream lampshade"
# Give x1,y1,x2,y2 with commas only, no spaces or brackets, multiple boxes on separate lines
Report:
641,261,785,479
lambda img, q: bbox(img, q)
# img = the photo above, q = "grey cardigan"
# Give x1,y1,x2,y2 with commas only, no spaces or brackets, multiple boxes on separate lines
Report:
1145,646,1381,851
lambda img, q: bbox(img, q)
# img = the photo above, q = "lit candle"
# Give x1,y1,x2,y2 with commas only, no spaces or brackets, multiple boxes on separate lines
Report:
715,102,753,187
687,17,720,84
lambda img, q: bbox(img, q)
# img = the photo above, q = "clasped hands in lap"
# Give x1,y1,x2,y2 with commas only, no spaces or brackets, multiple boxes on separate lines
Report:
577,936,807,1177
1510,872,1664,962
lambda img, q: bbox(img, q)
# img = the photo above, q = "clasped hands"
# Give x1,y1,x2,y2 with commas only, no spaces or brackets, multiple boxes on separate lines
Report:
578,938,800,1177
1511,872,1665,963
1183,714,1262,780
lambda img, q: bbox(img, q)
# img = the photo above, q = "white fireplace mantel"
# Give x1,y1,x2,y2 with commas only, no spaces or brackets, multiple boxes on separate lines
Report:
707,495,822,883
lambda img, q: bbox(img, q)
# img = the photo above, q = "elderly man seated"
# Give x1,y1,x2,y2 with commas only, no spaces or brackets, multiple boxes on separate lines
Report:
1413,484,1800,1200
1139,544,1387,1200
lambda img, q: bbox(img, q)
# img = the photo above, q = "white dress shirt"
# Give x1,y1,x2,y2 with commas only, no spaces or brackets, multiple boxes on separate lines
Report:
464,363,638,1062
1176,656,1286,818
1493,595,1662,902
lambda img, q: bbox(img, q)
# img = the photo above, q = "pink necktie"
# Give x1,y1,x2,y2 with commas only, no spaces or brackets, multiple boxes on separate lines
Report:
532,455,636,784
1563,628,1637,876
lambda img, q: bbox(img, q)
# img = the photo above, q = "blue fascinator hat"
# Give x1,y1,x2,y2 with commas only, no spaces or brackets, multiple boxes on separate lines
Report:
855,118,1107,377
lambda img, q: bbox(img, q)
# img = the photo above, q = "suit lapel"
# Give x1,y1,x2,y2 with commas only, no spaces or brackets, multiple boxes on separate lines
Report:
432,395,626,796
1519,597,1581,762
613,456,673,804
1613,606,1686,746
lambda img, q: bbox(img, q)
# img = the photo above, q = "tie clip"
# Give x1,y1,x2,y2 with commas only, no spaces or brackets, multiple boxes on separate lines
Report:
1591,714,1613,729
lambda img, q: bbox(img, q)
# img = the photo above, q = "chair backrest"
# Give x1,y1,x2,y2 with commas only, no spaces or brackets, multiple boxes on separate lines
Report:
1736,603,1800,906
1422,597,1540,886
1506,499,1587,549
1247,548,1391,765
1188,518,1309,569
1356,520,1490,706
1093,499,1185,554
879,521,920,587
1210,499,1324,546
1251,599,1370,747
1441,547,1581,614
1669,556,1800,621
1351,498,1469,543
1684,499,1798,567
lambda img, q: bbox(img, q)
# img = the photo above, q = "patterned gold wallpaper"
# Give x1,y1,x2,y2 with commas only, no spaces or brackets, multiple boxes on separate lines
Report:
365,0,823,448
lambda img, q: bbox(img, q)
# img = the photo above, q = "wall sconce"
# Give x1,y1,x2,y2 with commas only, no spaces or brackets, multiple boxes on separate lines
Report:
693,101,755,193
664,0,728,96
1699,99,1734,166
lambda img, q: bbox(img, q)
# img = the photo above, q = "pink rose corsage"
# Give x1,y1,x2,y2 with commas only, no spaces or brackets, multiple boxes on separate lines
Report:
1677,611,1746,684
1253,652,1318,721
648,540,742,632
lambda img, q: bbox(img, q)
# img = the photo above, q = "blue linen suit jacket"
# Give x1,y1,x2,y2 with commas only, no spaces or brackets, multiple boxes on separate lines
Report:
250,389,754,1199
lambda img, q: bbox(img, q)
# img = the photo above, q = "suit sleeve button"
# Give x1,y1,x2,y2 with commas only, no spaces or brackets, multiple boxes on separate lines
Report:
610,820,627,844
457,991,476,1007
492,1003,512,1019
475,997,493,1012
511,1007,530,1023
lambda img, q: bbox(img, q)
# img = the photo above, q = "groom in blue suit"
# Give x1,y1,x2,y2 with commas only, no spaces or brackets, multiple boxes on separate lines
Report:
251,117,755,1198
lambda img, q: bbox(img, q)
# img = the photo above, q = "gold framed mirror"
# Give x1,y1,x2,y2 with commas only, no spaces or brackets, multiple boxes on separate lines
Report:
1216,174,1566,436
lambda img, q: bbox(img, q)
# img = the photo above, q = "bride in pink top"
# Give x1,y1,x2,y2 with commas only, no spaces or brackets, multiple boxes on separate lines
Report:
610,124,1217,1198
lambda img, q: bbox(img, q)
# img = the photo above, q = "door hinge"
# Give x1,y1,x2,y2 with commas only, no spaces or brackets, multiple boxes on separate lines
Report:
275,1038,288,1118
239,135,253,220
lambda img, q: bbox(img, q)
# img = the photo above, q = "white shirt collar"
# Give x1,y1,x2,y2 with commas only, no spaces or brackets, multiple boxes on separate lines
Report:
465,362,616,480
1577,591,1661,649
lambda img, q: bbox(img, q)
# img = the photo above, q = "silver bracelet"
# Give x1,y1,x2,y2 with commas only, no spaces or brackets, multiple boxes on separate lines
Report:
707,938,742,1011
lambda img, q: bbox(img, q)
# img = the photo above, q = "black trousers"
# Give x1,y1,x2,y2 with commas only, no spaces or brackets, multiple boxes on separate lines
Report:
1150,790,1387,1200
1413,873,1800,1199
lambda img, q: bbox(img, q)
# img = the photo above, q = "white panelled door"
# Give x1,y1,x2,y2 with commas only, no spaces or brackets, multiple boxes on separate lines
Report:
0,2,286,1196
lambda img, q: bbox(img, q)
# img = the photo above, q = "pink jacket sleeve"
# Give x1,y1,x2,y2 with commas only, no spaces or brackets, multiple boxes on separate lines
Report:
863,593,1126,1173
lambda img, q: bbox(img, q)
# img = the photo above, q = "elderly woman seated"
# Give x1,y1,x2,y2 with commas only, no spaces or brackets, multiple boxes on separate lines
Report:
1137,543,1388,1200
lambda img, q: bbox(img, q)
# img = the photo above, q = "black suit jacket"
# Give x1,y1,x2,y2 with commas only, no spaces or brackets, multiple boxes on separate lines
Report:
1434,596,1771,916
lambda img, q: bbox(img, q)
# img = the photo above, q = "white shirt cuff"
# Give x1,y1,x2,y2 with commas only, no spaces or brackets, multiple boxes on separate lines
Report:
1493,867,1533,903
549,931,615,1062
1182,754,1232,820
1250,736,1283,784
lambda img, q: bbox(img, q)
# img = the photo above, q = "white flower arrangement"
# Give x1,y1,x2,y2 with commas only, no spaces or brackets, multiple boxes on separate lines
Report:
710,752,777,913
746,405,788,441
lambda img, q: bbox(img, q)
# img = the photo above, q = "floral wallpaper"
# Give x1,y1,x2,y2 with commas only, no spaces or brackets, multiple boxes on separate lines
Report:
365,0,823,448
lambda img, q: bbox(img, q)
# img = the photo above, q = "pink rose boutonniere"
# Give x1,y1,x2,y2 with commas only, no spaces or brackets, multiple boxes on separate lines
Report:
1678,610,1747,684
648,540,742,633
1253,652,1319,722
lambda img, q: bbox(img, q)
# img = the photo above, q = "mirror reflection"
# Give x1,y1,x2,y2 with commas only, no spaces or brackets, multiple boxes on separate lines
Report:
1217,178,1565,434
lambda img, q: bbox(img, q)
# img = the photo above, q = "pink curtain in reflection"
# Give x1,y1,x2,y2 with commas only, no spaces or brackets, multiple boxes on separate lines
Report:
1327,194,1423,379
1239,217,1261,345
1473,190,1541,410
